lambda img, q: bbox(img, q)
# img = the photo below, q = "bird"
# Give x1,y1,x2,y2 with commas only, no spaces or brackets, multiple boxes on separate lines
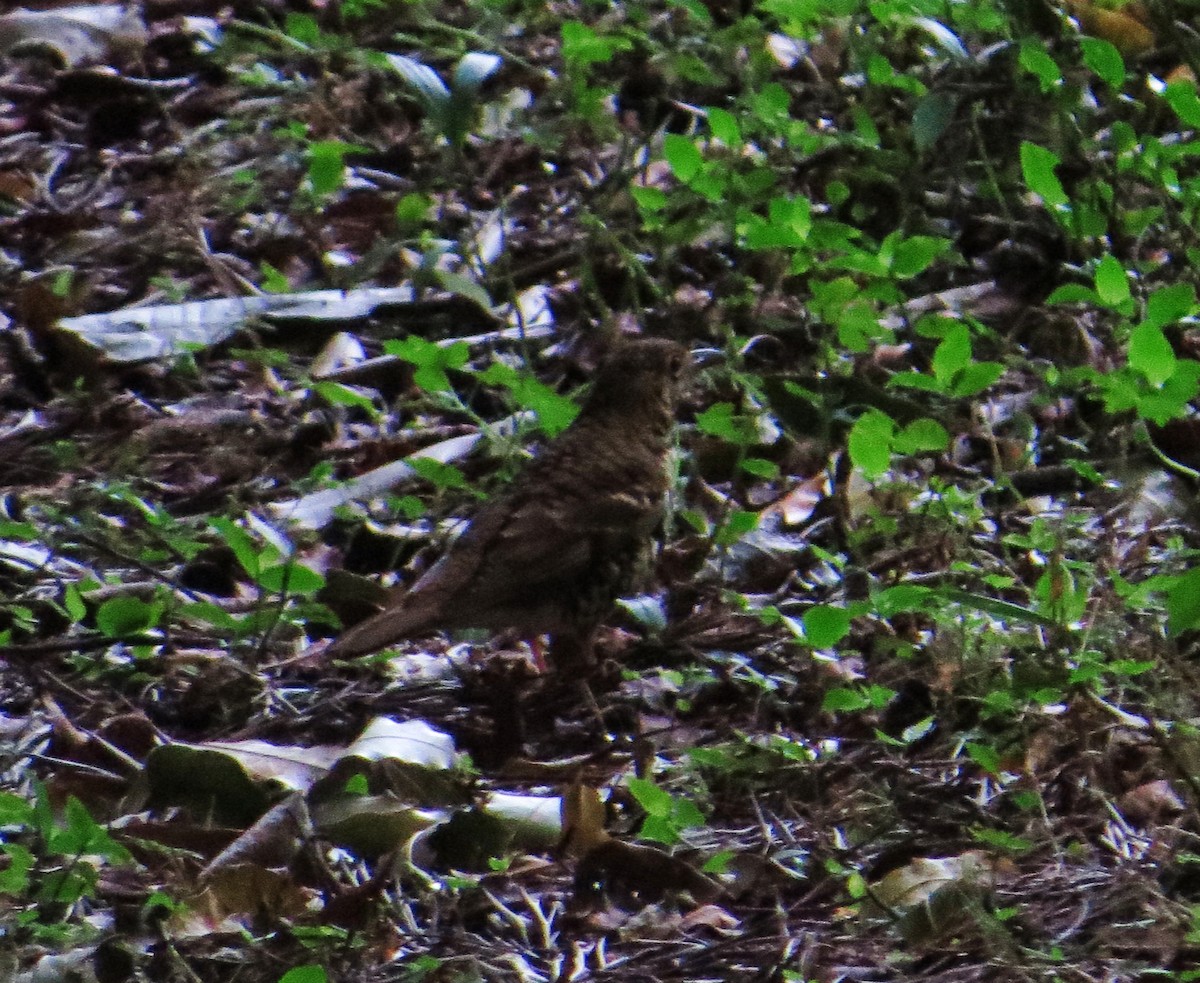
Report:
327,337,691,670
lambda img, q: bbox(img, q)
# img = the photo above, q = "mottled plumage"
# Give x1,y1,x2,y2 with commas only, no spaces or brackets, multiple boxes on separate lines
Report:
328,338,689,669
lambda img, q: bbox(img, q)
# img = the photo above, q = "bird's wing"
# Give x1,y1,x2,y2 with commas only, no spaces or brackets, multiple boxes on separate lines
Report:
325,492,597,657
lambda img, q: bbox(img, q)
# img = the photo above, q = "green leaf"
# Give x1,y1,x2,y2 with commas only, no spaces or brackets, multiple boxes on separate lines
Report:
893,418,949,454
307,141,354,196
96,596,162,637
279,967,328,983
0,844,32,894
627,777,673,817
1128,321,1176,386
632,185,667,214
823,687,870,712
707,107,741,146
64,583,87,622
52,797,131,861
1020,142,1068,207
259,262,290,293
639,815,679,845
890,235,948,277
1138,376,1198,423
1144,283,1196,329
433,270,493,311
1079,36,1125,88
284,13,321,44
1018,40,1061,91
716,509,759,547
408,457,469,490
740,457,780,479
0,791,34,826
1094,254,1131,308
931,323,971,383
950,361,1005,397
911,91,957,152
1165,81,1200,127
888,371,945,393
1046,283,1100,305
1168,568,1200,636
257,563,324,595
695,402,757,443
873,584,935,616
663,134,703,182
971,827,1034,854
395,192,433,225
966,742,1003,776
313,381,377,413
387,337,472,393
480,362,579,435
802,606,851,647
848,409,894,479
560,20,630,65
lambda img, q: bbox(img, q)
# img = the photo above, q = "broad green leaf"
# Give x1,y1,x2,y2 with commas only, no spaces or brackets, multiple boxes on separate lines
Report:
1079,36,1125,88
307,141,350,196
848,409,894,478
96,596,162,637
890,235,948,278
1046,284,1100,305
1020,142,1068,207
279,968,328,983
893,418,949,454
1165,81,1200,127
663,134,703,182
408,457,469,490
1128,321,1175,386
1094,254,1131,308
284,13,321,44
966,742,1002,776
802,606,851,647
695,402,757,443
257,562,324,594
210,516,260,577
911,91,957,152
873,584,935,616
716,510,759,547
823,688,870,712
931,323,971,383
707,107,741,146
560,20,630,65
740,457,780,479
1168,568,1200,636
1018,41,1060,91
627,778,673,817
950,361,1005,397
1144,283,1196,329
395,192,432,225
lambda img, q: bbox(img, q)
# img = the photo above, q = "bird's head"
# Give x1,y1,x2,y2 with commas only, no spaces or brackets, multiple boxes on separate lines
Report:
585,338,691,417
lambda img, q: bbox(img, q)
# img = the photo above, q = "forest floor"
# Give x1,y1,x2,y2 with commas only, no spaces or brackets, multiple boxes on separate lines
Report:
2,0,1199,981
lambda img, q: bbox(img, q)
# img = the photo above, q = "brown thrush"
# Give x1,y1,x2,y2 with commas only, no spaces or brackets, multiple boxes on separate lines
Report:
327,337,689,668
